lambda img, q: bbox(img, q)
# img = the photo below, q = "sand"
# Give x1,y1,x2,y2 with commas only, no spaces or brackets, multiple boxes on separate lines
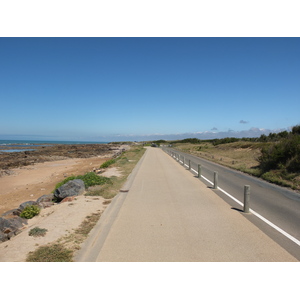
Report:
0,195,108,262
0,154,123,262
0,155,110,216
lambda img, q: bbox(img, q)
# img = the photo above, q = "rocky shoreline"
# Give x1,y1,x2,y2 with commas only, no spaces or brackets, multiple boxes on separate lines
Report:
0,143,124,172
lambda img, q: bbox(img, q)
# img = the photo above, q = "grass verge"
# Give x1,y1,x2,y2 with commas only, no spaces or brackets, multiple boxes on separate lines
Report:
172,142,300,190
86,145,146,198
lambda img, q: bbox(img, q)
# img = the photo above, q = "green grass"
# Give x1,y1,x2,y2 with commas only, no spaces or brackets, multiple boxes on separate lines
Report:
54,172,111,191
100,158,116,168
86,145,146,199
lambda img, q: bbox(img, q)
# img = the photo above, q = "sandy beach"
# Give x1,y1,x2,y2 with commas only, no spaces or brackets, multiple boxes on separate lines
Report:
0,144,127,261
0,155,111,216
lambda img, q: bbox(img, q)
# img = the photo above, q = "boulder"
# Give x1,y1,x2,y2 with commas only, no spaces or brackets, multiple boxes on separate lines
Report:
18,201,38,211
0,216,27,242
1,208,22,217
0,216,27,231
0,231,7,242
36,194,54,203
0,217,12,232
54,179,85,200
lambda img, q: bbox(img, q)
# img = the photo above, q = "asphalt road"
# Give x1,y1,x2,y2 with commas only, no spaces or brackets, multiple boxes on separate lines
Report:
163,147,300,260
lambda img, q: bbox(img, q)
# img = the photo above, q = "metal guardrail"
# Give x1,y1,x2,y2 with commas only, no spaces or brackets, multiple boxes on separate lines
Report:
162,147,251,213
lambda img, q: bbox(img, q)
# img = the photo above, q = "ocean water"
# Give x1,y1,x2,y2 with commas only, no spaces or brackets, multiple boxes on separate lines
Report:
0,139,107,153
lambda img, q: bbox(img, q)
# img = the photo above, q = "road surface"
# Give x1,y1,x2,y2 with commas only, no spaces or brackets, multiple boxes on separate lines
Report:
75,147,297,261
164,147,300,260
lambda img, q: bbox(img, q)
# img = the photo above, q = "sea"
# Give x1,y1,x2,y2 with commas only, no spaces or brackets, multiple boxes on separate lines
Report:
0,140,107,153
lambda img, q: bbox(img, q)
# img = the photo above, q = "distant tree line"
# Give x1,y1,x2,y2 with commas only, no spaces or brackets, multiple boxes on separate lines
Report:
258,125,300,173
153,125,300,147
152,125,300,173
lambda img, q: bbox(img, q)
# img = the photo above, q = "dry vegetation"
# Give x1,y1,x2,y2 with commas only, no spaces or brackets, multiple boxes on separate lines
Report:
170,138,300,191
175,141,262,175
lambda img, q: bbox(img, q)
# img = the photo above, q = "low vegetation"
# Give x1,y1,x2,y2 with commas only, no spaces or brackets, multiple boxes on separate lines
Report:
54,172,111,191
20,205,41,219
86,145,146,199
100,158,116,169
26,243,73,262
163,126,300,190
28,227,48,237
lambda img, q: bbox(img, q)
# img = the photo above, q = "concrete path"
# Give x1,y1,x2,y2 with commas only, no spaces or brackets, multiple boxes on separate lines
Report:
76,147,298,262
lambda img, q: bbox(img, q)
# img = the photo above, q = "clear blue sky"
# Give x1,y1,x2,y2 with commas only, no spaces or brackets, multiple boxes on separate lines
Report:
1,37,299,142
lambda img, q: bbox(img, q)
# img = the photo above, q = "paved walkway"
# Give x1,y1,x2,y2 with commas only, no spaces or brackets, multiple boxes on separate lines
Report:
76,147,298,262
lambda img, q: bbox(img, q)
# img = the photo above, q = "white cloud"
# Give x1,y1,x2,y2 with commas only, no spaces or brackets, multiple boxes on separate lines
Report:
94,126,292,142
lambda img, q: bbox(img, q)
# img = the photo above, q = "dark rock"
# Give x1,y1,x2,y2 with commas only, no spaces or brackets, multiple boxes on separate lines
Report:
0,217,12,232
1,208,22,217
0,216,27,231
36,194,54,203
8,216,27,229
0,231,7,242
54,179,85,200
18,201,38,211
0,216,28,242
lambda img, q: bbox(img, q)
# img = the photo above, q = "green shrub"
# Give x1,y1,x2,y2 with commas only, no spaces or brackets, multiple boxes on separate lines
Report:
54,172,111,191
77,172,111,188
100,159,116,169
261,171,292,188
258,134,300,172
20,205,41,219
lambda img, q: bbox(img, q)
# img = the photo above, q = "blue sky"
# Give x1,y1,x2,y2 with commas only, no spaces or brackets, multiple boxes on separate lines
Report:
0,37,299,142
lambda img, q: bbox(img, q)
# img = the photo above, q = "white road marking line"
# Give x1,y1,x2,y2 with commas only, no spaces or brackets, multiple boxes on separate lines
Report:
179,154,300,247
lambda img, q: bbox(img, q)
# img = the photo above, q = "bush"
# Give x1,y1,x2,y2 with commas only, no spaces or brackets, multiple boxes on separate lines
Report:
78,172,111,188
258,134,300,172
20,205,41,219
54,172,111,191
100,159,116,169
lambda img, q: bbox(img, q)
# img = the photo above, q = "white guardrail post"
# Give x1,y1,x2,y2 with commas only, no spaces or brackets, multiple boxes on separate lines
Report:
198,164,201,178
244,185,250,213
167,150,251,215
214,171,218,189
